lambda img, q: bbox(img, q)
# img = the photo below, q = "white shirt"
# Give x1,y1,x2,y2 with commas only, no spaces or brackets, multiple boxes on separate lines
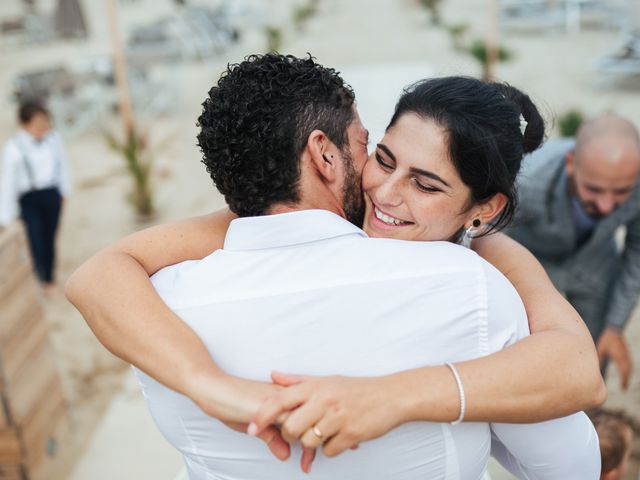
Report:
0,130,72,225
135,210,599,480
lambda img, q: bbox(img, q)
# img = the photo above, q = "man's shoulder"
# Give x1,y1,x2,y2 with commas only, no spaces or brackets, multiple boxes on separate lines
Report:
334,236,489,284
149,237,485,309
355,237,481,265
515,139,571,209
150,257,211,306
519,139,573,182
159,237,482,276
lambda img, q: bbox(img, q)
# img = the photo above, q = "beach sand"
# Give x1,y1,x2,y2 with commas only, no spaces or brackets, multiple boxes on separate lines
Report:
1,0,639,477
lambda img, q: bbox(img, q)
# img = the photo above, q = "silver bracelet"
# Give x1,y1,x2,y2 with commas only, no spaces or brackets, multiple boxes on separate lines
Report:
445,362,466,425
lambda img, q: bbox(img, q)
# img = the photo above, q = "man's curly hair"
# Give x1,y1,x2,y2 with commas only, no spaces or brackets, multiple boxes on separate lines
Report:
197,54,356,217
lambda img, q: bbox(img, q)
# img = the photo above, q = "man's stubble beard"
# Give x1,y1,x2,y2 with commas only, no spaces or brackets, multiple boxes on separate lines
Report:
341,149,366,228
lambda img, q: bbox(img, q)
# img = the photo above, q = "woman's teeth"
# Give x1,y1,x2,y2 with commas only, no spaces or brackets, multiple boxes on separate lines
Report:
374,208,408,226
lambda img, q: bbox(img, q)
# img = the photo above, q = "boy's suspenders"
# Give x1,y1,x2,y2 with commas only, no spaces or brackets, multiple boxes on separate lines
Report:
15,136,61,192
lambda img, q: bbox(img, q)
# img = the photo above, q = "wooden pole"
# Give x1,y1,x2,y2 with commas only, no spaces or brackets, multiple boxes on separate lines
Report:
106,0,135,137
485,0,499,80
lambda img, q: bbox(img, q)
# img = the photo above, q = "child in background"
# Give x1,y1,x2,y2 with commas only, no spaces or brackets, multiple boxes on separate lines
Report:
589,409,635,480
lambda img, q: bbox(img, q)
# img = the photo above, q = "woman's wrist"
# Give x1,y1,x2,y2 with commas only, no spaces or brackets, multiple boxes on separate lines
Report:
185,367,232,417
188,369,282,424
393,366,462,424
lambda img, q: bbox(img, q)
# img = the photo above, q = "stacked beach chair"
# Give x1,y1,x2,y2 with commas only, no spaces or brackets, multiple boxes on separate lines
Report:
0,224,69,479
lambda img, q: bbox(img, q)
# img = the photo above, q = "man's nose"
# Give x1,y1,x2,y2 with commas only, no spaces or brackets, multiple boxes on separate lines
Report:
595,195,616,215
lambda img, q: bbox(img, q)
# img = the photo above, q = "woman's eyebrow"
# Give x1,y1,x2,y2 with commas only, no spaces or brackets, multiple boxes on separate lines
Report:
376,143,395,160
410,167,451,188
377,143,451,188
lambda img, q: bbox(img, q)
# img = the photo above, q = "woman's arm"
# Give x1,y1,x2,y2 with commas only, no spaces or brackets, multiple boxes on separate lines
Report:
248,233,606,457
470,232,605,412
66,209,278,421
66,209,292,459
68,218,605,428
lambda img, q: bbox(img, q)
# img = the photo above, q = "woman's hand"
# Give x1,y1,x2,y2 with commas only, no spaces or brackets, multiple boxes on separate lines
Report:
249,372,408,458
190,373,293,461
224,420,292,462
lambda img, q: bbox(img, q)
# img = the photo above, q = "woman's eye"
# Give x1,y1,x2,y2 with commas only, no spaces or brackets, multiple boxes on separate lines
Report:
375,153,394,170
414,179,440,193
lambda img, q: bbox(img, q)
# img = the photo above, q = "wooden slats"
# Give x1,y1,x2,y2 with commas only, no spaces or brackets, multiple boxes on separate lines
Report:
0,224,69,479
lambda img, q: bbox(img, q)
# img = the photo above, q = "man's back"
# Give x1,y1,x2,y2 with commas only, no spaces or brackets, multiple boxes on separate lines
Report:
136,211,527,480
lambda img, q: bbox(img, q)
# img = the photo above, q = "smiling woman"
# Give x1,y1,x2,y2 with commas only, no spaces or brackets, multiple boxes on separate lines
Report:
363,114,468,241
362,76,545,243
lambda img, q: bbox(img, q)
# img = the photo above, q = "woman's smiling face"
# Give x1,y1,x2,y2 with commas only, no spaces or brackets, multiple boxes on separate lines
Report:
362,113,476,242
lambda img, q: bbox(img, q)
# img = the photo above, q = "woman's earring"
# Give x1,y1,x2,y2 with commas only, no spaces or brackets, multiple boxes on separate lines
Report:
460,219,481,248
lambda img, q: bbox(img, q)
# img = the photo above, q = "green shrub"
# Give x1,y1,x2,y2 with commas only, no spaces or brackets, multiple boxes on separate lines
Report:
446,23,469,50
557,110,584,137
419,0,443,24
467,39,513,80
292,1,318,31
105,128,154,219
264,26,282,53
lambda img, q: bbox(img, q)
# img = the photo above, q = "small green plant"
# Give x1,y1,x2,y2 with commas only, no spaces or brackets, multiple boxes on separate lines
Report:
292,1,318,31
446,23,469,50
467,39,513,80
264,26,282,53
557,109,584,137
419,0,443,25
105,128,154,219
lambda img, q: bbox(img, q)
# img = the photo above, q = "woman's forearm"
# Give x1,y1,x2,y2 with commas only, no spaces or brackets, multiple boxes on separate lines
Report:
400,329,603,424
252,326,603,458
67,248,222,398
64,210,261,419
398,233,606,424
443,233,608,420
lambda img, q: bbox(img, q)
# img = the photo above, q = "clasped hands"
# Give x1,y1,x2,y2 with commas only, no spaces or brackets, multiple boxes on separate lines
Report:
210,372,405,473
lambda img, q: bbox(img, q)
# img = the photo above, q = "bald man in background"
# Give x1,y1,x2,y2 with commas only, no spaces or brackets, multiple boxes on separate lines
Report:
507,114,640,390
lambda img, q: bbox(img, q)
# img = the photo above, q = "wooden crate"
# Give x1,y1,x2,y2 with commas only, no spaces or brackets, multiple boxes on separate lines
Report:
0,224,69,479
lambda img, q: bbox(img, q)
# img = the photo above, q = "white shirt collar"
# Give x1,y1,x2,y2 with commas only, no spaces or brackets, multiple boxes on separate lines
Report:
17,129,50,146
223,209,367,251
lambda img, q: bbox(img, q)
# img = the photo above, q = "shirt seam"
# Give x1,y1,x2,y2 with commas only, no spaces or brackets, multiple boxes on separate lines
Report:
475,256,490,357
158,267,483,311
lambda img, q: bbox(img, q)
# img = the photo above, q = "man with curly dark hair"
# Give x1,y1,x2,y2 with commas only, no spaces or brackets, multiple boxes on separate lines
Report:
70,54,603,479
197,53,368,226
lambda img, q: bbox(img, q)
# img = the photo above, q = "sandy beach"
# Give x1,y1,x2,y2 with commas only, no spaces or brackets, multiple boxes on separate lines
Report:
1,0,639,478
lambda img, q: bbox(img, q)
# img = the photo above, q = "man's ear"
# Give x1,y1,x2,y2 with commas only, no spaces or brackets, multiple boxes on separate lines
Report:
306,130,339,182
469,193,508,227
565,150,575,176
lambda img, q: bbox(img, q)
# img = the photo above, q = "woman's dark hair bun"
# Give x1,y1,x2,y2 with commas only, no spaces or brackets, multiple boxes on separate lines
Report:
493,83,545,154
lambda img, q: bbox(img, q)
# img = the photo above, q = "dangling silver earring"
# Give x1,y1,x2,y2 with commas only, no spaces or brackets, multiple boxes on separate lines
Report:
460,219,481,248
